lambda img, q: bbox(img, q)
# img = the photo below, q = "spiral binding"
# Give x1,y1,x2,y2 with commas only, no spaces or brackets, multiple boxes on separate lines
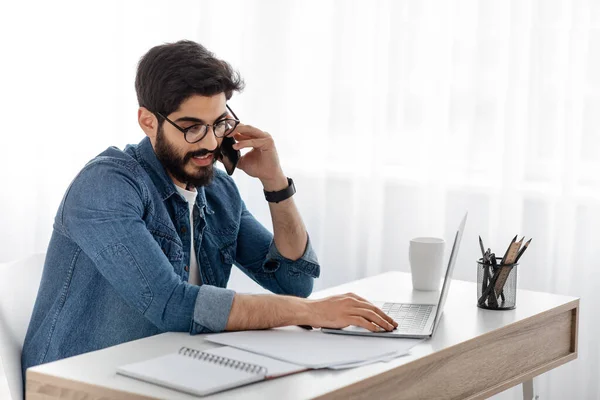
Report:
178,347,268,376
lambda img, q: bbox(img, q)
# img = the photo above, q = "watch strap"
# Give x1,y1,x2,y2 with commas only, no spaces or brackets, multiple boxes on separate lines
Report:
264,178,296,203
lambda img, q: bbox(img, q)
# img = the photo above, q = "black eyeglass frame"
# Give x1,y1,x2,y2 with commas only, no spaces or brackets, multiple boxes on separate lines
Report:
155,104,240,144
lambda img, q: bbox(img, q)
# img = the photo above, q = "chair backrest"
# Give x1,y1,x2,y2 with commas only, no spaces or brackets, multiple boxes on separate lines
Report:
0,253,46,400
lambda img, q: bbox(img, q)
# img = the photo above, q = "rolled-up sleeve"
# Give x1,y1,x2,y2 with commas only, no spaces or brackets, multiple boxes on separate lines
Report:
263,235,320,276
62,161,230,334
234,201,321,298
192,285,235,333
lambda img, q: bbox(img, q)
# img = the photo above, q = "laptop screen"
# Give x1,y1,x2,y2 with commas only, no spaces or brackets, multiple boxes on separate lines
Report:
431,213,468,330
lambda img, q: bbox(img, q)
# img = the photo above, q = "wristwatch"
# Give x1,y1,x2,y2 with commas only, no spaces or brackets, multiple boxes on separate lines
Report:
264,177,296,203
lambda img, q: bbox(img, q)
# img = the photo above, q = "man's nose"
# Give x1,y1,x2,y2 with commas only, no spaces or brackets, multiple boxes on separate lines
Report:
203,125,219,149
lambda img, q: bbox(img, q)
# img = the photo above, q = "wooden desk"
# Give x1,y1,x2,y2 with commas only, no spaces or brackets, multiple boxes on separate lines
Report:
27,272,579,399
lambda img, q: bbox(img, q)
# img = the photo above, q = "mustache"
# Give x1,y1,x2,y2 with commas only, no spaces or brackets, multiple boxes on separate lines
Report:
184,147,218,162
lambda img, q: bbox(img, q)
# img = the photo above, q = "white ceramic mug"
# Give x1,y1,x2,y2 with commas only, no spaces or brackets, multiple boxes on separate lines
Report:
409,237,446,291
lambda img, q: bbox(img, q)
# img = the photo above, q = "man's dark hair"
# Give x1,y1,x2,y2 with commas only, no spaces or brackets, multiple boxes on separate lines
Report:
135,40,244,116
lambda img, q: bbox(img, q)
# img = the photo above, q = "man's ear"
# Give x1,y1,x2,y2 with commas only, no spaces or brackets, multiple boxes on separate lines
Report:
138,107,158,140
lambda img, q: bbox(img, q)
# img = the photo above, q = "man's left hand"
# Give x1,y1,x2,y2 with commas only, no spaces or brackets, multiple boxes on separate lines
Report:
231,124,287,190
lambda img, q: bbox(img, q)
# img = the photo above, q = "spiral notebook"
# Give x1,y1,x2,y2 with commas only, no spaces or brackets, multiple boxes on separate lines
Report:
116,346,306,397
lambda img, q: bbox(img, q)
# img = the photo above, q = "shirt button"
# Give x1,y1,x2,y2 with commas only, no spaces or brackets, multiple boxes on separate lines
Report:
184,265,189,272
181,227,187,234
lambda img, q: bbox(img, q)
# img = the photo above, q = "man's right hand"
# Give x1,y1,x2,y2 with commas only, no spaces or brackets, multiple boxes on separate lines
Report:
225,292,398,332
301,293,398,332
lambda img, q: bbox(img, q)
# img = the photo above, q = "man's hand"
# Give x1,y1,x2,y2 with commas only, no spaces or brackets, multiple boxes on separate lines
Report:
231,124,287,191
225,292,398,333
303,293,398,332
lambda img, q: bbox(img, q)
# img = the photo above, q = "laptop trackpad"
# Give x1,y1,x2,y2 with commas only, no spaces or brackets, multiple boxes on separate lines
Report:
340,326,400,334
342,326,375,333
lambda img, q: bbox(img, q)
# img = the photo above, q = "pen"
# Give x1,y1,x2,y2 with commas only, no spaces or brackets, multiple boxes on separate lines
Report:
490,254,498,269
479,253,505,307
514,238,532,263
478,266,495,306
479,236,486,259
482,251,490,292
489,254,505,302
479,269,499,308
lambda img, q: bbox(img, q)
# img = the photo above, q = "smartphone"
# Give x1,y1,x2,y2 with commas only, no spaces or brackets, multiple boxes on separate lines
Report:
219,136,240,176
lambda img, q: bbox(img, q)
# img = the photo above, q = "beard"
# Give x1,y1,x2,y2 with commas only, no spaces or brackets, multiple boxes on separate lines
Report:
154,124,217,188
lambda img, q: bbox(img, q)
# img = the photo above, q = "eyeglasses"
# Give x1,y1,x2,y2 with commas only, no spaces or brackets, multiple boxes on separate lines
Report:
156,104,240,144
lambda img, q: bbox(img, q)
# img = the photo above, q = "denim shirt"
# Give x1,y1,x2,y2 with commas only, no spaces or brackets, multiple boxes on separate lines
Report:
22,136,320,375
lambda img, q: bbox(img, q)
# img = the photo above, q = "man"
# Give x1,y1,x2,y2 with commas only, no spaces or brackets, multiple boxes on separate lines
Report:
22,40,396,374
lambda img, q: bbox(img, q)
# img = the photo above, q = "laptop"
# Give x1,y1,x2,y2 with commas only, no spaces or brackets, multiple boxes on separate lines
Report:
322,213,468,339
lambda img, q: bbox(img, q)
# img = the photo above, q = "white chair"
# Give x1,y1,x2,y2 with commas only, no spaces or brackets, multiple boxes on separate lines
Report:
0,253,46,400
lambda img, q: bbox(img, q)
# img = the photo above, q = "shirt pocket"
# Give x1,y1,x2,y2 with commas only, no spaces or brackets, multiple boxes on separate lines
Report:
151,230,184,274
219,241,237,266
213,241,236,285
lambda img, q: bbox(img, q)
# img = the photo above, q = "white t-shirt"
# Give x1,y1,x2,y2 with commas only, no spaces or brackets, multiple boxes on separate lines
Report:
175,185,201,286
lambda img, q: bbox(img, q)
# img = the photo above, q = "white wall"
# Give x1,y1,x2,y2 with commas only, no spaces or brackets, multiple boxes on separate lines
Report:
1,1,599,398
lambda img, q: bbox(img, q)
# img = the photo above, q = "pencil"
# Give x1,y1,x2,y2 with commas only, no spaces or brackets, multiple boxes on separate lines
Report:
514,238,532,263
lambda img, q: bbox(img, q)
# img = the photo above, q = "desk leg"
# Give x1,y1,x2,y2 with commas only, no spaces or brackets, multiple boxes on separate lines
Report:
522,379,538,400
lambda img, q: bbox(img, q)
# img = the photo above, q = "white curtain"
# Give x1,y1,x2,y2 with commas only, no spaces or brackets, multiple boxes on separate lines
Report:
1,1,599,398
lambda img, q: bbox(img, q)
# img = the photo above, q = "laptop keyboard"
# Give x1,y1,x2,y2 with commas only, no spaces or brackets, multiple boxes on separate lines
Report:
382,303,433,332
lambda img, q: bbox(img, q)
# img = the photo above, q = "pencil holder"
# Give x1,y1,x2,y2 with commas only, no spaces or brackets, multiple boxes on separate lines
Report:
476,258,518,310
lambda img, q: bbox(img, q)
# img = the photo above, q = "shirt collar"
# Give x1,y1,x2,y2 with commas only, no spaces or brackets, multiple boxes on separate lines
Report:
128,137,208,210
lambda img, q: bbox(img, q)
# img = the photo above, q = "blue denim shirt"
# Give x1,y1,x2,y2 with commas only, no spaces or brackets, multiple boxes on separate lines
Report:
22,137,320,376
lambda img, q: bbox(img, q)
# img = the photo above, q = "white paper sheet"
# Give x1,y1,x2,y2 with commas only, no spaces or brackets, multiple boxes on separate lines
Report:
205,327,421,368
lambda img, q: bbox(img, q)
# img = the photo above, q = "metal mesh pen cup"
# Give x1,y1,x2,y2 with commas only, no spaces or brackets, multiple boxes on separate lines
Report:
477,258,518,310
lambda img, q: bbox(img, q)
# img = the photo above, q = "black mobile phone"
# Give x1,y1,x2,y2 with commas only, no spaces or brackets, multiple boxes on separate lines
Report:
219,136,240,176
